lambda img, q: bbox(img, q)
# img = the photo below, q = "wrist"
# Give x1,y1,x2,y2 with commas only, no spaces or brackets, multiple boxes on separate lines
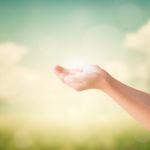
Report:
96,69,113,92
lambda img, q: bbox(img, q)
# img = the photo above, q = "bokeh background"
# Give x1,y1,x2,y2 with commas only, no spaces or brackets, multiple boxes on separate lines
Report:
0,0,150,149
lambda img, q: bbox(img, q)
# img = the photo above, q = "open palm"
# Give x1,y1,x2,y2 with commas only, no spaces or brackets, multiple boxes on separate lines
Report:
54,65,107,91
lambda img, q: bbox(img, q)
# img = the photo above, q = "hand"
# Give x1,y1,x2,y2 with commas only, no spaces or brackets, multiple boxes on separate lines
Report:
54,65,150,130
54,65,109,91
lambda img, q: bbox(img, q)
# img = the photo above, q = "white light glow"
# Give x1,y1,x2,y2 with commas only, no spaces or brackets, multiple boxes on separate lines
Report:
63,56,89,68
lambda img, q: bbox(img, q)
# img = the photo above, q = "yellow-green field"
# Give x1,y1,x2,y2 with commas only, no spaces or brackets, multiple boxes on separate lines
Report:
0,118,150,150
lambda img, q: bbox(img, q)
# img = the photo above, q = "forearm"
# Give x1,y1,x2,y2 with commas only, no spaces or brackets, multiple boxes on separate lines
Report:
54,65,150,129
100,72,150,130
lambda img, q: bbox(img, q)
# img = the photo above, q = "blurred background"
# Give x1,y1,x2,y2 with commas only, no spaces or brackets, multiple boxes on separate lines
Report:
0,0,150,149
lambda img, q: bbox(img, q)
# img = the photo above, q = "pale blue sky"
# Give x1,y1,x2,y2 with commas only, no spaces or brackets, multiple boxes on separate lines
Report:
0,0,149,69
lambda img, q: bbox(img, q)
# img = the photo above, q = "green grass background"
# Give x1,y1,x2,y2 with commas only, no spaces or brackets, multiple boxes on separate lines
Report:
0,120,150,150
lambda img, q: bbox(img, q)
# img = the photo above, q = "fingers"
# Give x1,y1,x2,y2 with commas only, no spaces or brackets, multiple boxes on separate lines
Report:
54,65,65,73
53,65,92,91
70,66,83,73
53,64,102,91
54,65,69,82
63,73,85,83
62,75,85,91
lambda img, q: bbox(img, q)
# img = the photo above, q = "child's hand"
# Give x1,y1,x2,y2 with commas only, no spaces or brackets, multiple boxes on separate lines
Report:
54,65,108,91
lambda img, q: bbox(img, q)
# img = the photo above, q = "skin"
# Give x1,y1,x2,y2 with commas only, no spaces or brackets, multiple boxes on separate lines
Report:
54,65,150,130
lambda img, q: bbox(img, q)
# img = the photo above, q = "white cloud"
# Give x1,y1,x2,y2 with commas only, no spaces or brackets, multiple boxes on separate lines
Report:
0,41,131,123
0,42,77,120
0,43,26,98
0,42,27,67
123,21,150,91
124,21,150,53
0,42,55,101
104,61,130,82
